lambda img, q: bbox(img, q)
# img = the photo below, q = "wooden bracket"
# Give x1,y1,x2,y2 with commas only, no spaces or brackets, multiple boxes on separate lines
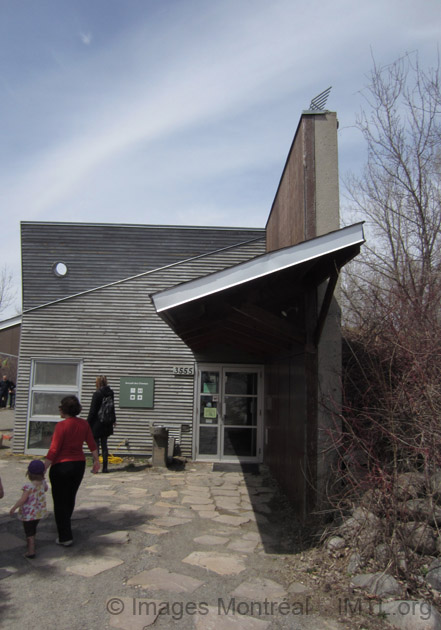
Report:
313,266,339,347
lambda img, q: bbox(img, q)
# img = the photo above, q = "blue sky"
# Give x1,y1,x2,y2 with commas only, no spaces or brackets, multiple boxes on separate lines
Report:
1,0,440,318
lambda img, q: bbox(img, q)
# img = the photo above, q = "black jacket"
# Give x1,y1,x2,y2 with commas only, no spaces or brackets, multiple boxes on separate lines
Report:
87,386,115,439
0,380,13,395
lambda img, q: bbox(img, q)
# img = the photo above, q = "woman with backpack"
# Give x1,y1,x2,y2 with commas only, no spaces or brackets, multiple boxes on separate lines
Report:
87,376,116,473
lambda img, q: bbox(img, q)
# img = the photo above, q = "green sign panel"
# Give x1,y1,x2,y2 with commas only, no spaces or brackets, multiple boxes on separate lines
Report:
119,377,154,408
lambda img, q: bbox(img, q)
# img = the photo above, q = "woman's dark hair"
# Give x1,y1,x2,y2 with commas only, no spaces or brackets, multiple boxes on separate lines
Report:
59,395,82,417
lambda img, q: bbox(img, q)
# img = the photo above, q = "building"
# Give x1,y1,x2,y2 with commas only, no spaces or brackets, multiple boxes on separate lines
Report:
13,110,364,518
0,315,21,384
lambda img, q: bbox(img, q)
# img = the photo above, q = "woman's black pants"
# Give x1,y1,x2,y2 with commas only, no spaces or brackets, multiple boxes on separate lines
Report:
49,460,85,543
95,436,109,471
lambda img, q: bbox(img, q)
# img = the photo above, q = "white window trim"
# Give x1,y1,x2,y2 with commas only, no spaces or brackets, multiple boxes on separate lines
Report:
25,358,83,455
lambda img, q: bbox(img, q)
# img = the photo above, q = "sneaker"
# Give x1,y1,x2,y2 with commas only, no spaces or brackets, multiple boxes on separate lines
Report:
55,538,73,547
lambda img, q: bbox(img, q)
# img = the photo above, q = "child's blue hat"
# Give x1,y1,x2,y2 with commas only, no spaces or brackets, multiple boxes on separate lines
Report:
28,460,45,474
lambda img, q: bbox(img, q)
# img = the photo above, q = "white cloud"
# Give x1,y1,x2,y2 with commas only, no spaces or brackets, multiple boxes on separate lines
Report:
2,2,312,218
79,31,92,46
0,0,440,318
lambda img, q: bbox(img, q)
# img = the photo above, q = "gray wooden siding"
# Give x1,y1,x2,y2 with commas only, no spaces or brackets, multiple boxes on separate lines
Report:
21,222,265,310
15,239,265,457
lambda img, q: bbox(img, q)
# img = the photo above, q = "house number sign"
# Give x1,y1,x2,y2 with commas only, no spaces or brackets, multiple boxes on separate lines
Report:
172,366,194,376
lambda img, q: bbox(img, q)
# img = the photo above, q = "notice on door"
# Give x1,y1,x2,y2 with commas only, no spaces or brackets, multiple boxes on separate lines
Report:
119,377,154,408
204,407,217,419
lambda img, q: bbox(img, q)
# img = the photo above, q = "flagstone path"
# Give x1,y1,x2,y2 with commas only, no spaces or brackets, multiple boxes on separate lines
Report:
0,457,337,630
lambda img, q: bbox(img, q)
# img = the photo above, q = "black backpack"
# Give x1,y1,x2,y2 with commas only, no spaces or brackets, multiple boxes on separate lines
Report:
98,394,116,425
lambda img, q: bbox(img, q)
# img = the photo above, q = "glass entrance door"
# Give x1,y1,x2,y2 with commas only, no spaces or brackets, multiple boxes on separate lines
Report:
196,365,262,462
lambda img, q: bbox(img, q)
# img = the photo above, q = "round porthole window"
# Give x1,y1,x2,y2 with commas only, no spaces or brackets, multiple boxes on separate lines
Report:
53,262,68,277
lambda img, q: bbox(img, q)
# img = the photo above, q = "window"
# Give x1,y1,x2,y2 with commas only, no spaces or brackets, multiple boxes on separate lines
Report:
53,262,68,277
26,359,82,453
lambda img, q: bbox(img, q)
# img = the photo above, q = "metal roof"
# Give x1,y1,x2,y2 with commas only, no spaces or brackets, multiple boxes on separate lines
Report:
0,315,22,331
151,223,365,358
153,223,365,314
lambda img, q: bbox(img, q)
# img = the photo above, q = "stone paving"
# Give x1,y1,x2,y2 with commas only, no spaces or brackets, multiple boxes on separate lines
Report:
0,443,334,629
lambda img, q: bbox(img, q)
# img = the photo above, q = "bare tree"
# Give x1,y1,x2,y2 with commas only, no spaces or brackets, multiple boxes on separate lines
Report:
344,51,441,331
327,53,441,588
343,51,441,446
0,265,16,317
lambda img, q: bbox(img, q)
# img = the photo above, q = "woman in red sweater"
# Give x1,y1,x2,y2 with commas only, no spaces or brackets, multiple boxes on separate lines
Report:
44,395,99,546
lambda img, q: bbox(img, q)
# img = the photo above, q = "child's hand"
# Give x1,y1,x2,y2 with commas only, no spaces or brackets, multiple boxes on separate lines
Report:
9,507,15,517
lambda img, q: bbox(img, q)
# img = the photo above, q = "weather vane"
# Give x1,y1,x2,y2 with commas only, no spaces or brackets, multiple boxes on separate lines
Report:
306,87,332,112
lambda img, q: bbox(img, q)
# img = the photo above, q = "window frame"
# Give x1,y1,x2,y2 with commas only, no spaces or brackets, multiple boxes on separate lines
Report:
25,358,83,454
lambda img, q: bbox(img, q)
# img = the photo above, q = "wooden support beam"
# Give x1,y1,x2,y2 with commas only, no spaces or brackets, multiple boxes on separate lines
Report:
313,268,339,347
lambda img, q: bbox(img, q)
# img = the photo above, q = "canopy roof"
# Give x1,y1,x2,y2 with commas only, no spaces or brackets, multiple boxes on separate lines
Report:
152,223,364,357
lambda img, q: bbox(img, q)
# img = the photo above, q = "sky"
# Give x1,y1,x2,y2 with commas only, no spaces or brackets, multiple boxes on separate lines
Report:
1,0,440,319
